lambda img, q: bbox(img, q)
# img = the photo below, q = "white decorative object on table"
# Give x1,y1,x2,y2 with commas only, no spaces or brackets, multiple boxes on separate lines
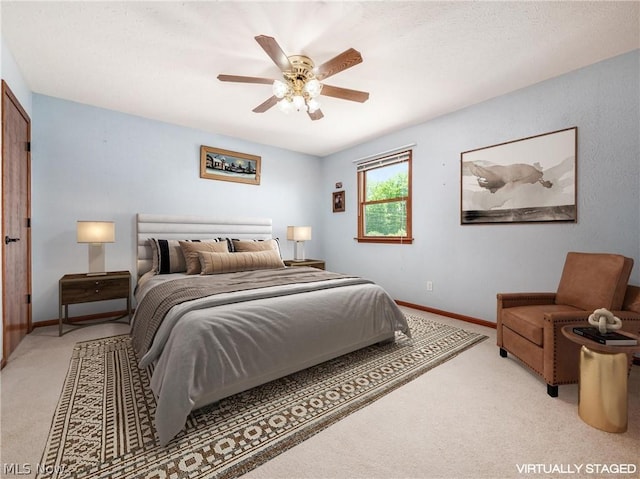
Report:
588,308,622,334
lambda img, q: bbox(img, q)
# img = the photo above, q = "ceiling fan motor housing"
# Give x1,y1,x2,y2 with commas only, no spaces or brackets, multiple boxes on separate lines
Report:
285,55,316,82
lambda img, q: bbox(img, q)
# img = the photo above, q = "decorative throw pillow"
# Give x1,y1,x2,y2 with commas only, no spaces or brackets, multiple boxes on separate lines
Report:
232,238,281,257
149,238,222,274
149,239,160,273
179,240,229,274
149,238,187,274
198,249,285,275
218,238,234,252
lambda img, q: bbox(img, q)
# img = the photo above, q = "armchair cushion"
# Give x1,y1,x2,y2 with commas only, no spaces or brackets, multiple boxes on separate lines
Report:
501,304,581,347
555,252,633,311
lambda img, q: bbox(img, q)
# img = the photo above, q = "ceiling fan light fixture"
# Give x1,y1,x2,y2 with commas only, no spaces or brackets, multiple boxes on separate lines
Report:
277,98,294,114
272,80,289,99
292,94,306,111
218,35,368,121
304,79,322,98
307,98,321,113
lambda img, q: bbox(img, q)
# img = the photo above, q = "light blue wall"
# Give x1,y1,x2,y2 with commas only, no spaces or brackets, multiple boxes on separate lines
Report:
31,95,322,322
320,50,640,322
10,45,640,328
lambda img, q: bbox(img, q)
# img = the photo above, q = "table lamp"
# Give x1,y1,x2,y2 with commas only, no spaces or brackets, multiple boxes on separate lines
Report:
287,226,312,261
77,221,115,275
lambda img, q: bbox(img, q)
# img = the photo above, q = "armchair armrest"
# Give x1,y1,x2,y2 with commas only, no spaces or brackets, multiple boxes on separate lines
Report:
611,310,640,335
496,293,558,347
497,292,556,309
542,310,594,386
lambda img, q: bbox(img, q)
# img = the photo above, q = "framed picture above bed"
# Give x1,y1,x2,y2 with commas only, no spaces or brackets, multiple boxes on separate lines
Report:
200,145,261,185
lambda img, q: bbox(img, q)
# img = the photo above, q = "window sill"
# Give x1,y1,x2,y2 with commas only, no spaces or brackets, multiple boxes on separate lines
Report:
355,237,414,244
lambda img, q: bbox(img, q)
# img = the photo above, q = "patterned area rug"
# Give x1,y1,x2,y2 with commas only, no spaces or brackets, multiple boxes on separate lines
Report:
37,315,486,479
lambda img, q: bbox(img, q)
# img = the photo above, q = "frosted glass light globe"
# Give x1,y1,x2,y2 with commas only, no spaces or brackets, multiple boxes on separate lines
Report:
307,98,321,113
277,98,294,113
272,80,289,99
304,79,322,98
292,95,306,111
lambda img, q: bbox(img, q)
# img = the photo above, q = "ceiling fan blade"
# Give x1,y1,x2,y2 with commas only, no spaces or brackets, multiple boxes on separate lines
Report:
253,96,278,113
217,74,274,85
315,48,363,81
320,84,369,103
255,35,293,72
308,109,324,121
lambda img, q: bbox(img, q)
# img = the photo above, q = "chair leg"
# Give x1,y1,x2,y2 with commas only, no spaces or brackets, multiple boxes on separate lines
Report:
547,384,558,397
499,348,507,358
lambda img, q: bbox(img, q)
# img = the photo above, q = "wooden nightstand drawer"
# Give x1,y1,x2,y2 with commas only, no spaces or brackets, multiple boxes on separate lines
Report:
61,277,129,304
58,271,131,336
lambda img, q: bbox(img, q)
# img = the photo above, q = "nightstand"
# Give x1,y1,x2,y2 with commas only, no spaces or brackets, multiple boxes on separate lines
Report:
283,259,325,270
59,270,131,336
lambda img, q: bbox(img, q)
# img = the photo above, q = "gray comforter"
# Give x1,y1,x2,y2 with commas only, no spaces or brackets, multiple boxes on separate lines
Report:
131,267,410,445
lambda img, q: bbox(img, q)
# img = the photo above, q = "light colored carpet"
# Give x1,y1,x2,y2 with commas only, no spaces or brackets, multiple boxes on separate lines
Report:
34,315,486,478
1,307,638,479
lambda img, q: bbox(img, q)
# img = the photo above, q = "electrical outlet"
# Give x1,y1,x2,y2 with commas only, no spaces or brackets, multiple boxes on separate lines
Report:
426,281,433,291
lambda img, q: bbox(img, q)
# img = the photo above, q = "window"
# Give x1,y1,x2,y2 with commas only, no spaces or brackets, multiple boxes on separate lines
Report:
356,149,412,244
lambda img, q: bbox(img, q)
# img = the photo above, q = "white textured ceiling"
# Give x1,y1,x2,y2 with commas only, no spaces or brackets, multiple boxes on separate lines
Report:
2,1,639,156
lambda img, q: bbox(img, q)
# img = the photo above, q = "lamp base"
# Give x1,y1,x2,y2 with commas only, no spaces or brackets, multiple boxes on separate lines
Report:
88,243,107,275
293,241,306,261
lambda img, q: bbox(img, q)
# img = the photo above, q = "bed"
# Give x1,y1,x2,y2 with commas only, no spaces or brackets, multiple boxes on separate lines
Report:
130,214,410,446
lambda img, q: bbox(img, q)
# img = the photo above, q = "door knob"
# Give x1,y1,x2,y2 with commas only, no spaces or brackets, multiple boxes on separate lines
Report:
4,236,20,244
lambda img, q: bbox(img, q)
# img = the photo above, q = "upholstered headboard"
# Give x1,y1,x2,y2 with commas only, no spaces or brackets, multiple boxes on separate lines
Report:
136,214,273,278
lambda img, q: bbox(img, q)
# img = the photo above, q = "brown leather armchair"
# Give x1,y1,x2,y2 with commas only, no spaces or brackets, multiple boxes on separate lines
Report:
497,252,640,397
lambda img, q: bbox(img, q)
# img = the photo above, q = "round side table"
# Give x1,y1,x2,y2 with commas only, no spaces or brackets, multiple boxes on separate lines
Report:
561,326,640,433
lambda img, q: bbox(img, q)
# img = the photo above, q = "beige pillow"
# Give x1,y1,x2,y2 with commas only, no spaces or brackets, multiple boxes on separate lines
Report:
232,239,281,256
199,249,285,275
179,241,229,274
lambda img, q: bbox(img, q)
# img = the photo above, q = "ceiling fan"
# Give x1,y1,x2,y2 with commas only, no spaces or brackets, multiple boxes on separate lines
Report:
218,35,369,121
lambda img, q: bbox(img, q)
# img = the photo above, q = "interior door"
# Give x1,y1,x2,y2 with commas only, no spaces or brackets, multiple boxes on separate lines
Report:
2,80,32,367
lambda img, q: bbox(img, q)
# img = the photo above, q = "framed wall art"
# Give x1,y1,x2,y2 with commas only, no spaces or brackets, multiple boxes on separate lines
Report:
200,145,261,185
460,127,577,224
333,191,345,213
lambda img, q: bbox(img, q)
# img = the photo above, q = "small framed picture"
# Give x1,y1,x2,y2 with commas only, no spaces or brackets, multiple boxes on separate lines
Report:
333,191,345,213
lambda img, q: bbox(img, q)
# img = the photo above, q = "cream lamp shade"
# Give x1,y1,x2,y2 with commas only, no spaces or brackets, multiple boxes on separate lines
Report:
286,226,311,261
77,221,115,275
77,221,115,243
286,226,312,241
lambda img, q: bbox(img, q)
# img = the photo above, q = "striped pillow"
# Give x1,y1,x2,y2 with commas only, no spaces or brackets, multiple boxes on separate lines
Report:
179,240,229,274
232,238,281,257
149,238,222,274
198,249,285,275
